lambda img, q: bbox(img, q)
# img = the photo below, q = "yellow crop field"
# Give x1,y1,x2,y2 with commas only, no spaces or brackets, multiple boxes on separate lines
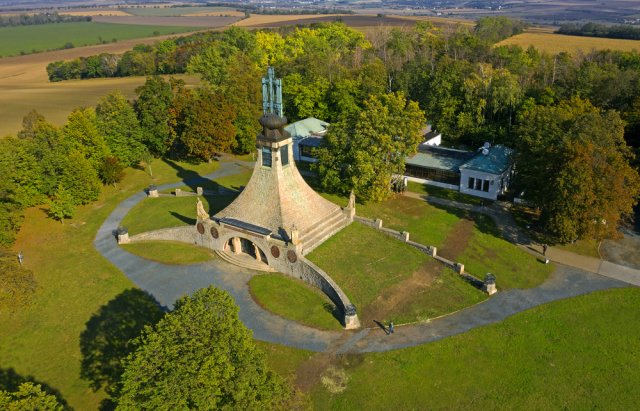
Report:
0,34,201,137
498,32,640,54
184,11,246,17
60,10,133,17
233,13,349,27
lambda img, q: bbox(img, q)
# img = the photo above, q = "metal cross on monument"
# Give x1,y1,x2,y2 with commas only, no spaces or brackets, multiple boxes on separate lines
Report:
262,67,283,118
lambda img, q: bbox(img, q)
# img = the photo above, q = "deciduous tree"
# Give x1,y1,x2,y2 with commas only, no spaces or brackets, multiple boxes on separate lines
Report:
515,98,640,242
114,286,291,410
315,92,425,202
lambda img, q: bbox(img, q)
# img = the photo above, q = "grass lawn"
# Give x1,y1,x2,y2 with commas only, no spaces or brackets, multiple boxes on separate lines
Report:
307,222,486,324
161,167,253,194
307,287,640,410
125,168,253,235
407,180,484,205
307,222,428,310
0,157,224,409
0,22,201,57
249,273,344,331
120,241,215,265
460,214,554,289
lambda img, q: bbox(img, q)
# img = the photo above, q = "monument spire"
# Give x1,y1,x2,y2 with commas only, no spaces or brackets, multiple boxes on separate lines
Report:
262,66,283,118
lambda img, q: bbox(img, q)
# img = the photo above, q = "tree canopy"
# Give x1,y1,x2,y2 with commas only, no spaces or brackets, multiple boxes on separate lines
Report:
515,98,640,242
114,286,291,410
315,92,425,202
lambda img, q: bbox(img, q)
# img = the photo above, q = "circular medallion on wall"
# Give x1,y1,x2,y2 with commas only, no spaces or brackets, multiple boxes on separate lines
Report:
210,227,219,239
287,250,297,263
271,245,280,258
196,222,205,234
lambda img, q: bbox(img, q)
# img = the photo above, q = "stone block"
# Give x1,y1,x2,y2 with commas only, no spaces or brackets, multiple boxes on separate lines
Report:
455,262,464,274
375,219,383,229
483,273,497,295
430,246,437,257
196,186,203,196
148,185,158,198
116,227,129,244
402,231,410,242
343,304,360,329
175,188,182,197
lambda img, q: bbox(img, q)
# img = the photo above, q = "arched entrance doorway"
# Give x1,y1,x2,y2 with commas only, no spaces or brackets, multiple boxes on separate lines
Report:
225,237,268,264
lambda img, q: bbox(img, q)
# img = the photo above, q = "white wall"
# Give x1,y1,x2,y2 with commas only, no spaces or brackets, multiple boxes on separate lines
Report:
459,169,509,200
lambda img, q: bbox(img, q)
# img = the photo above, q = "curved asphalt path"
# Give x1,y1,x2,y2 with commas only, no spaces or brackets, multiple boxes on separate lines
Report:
94,161,631,354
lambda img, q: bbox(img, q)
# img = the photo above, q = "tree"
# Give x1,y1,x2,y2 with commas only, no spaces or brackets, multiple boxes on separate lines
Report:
114,286,291,410
134,77,174,156
59,151,102,205
314,92,426,202
63,107,110,170
515,98,640,242
100,156,125,186
0,382,64,411
96,91,146,166
179,89,236,160
47,184,75,223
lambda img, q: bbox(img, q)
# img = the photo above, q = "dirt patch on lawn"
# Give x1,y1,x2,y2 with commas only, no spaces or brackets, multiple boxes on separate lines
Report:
359,259,441,325
438,218,474,261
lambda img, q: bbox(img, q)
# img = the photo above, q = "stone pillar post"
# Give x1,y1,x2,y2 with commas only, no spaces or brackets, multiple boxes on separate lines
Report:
232,237,242,255
343,304,360,330
290,225,300,245
430,246,437,257
116,227,129,244
196,186,203,196
455,262,465,274
253,243,261,261
175,188,182,197
483,273,497,295
375,219,383,229
402,231,410,242
148,185,158,198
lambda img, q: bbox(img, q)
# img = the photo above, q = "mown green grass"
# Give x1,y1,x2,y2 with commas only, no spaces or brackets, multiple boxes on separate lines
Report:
120,240,215,265
0,22,201,57
307,222,428,311
0,157,222,409
318,191,460,249
124,169,252,235
460,214,554,289
161,168,252,194
407,180,484,205
309,287,640,410
249,273,344,330
392,268,487,324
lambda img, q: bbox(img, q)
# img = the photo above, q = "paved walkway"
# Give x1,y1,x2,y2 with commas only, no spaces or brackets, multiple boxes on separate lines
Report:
94,165,636,353
403,191,640,287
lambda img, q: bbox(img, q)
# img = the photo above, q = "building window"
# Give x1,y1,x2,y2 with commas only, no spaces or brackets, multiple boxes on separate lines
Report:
280,145,289,166
475,178,482,191
300,144,315,159
468,177,474,189
483,179,490,192
262,147,272,167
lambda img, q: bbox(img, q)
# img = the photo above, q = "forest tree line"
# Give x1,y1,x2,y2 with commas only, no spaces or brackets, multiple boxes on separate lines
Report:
557,23,640,41
0,12,91,27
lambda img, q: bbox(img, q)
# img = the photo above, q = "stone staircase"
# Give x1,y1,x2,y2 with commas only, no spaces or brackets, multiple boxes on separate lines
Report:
215,250,276,272
300,209,351,255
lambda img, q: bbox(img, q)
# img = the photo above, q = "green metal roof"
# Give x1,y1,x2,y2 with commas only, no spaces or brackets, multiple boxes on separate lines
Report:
406,152,468,171
284,117,329,139
459,145,513,174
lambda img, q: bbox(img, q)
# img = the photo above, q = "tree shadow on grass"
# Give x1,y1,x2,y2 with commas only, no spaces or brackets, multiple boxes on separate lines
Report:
79,289,165,398
0,367,71,409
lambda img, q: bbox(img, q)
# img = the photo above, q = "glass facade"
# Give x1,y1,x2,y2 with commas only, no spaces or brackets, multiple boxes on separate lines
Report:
405,165,460,185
